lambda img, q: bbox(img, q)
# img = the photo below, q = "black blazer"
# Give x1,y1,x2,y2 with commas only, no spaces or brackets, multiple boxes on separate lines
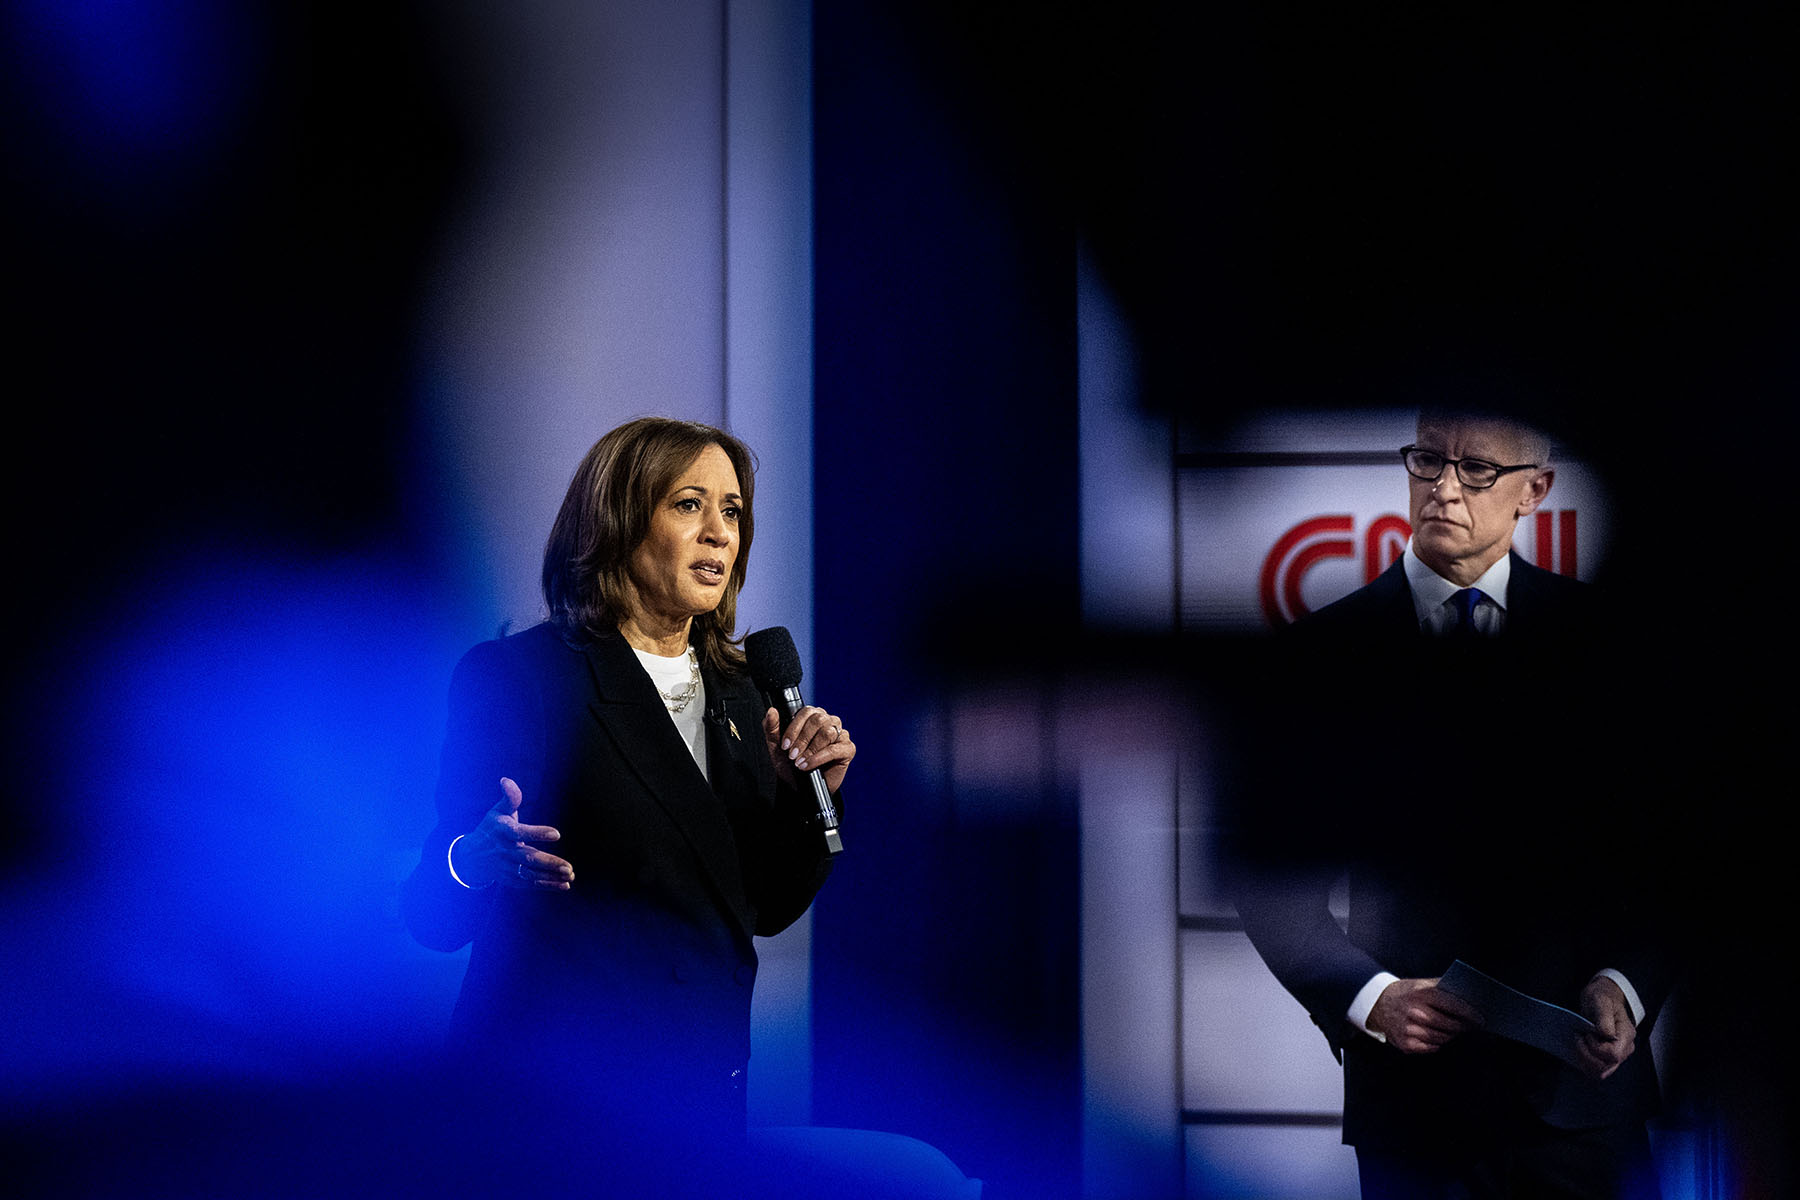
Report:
1235,552,1665,1151
401,623,835,1100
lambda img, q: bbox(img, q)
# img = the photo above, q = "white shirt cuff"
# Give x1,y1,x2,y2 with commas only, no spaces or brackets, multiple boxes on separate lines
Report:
1348,972,1402,1042
1593,969,1645,1026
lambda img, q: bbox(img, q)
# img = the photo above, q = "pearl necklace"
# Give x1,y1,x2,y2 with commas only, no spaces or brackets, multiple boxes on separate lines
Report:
658,646,702,713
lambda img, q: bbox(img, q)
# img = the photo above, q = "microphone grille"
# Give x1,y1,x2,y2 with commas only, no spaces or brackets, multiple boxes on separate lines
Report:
744,626,803,690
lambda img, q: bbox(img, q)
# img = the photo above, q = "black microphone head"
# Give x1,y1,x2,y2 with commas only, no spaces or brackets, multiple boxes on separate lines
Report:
744,626,803,691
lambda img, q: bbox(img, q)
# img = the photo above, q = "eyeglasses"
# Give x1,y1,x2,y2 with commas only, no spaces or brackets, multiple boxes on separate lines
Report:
1399,445,1540,490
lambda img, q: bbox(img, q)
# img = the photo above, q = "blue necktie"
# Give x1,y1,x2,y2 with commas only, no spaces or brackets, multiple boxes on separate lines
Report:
1449,588,1485,637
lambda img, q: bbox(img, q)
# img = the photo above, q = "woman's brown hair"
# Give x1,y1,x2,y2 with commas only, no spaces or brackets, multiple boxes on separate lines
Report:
542,417,756,671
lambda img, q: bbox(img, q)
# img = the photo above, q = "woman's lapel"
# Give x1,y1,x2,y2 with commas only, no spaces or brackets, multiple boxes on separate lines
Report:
579,634,753,938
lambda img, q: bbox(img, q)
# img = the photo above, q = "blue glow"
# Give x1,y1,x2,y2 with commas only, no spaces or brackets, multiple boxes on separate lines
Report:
3,550,468,1105
12,0,257,166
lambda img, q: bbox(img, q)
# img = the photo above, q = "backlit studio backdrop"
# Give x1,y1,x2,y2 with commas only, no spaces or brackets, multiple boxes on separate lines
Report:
3,3,1796,1198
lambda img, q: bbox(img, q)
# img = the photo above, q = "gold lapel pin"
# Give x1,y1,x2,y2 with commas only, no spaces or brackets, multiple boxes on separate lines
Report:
728,717,741,741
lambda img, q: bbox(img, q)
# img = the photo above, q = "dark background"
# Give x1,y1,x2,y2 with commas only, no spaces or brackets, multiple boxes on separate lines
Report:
4,2,1795,1196
812,4,1795,1195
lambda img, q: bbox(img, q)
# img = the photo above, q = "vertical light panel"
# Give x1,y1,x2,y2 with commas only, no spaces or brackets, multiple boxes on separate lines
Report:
1077,247,1176,631
723,0,817,1129
422,0,728,630
417,0,817,1129
724,0,814,663
1077,249,1183,1198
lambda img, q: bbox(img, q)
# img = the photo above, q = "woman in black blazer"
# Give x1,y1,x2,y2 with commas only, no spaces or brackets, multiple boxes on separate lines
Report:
401,418,852,1193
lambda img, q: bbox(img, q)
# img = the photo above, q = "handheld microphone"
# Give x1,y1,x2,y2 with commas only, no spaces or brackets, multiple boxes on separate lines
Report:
744,627,844,856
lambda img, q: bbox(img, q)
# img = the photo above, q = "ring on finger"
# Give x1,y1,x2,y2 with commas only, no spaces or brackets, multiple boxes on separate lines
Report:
517,862,526,881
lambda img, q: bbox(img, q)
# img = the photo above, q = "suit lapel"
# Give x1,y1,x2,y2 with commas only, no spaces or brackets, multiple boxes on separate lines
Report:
580,635,754,941
1371,557,1424,636
1502,550,1545,636
703,669,774,813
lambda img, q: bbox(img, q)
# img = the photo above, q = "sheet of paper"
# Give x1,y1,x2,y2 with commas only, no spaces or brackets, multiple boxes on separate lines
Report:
1437,959,1594,1072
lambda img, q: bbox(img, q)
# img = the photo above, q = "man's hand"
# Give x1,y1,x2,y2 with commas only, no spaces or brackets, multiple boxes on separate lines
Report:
1575,976,1637,1080
1366,977,1483,1053
450,777,575,890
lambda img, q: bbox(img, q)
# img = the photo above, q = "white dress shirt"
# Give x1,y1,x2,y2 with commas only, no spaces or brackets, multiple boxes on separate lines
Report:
1402,539,1512,636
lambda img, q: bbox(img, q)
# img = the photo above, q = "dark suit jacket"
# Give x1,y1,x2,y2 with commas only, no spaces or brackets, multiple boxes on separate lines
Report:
1234,552,1666,1152
401,623,835,1120
1298,548,1594,640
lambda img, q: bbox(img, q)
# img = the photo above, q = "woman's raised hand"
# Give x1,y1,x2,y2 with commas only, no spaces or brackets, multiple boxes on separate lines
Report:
450,777,575,890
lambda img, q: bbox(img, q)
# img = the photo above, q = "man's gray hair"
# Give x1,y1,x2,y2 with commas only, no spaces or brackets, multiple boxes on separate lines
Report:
1416,405,1553,468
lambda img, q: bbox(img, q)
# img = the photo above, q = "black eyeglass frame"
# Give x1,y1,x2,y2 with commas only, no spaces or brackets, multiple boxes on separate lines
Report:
1399,445,1541,490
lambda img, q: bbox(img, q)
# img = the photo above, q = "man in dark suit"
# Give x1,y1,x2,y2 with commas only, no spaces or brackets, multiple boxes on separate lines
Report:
1235,409,1665,1199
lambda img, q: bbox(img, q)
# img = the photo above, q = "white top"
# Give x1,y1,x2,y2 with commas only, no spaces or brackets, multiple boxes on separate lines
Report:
631,645,710,782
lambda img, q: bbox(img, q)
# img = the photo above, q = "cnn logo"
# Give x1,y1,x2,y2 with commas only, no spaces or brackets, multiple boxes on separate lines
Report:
1260,509,1580,627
